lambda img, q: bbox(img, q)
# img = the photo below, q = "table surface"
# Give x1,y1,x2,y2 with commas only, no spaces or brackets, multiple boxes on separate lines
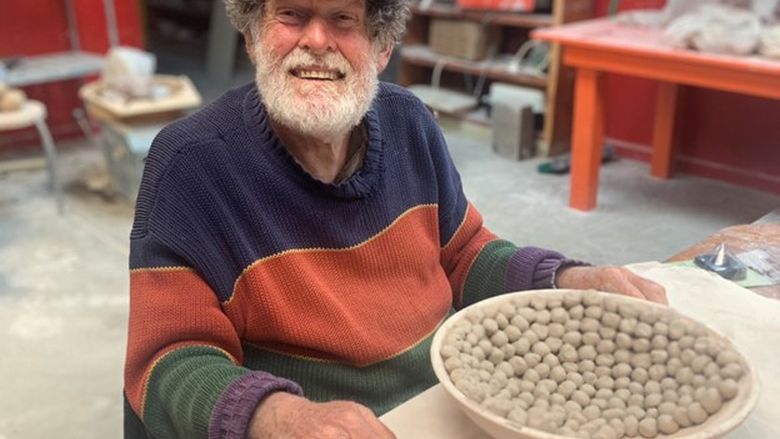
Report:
754,208,780,225
381,385,484,438
533,19,780,74
381,263,780,438
0,101,46,130
667,224,780,300
79,75,202,120
532,19,780,210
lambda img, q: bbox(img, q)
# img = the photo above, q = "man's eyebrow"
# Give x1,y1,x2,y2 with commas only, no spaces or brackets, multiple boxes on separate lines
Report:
330,0,365,11
270,0,364,12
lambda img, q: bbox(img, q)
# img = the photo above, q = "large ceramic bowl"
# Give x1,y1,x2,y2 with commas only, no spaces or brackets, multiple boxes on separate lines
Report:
430,289,759,439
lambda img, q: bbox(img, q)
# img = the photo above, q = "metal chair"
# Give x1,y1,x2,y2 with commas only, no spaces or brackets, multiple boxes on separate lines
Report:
0,101,64,214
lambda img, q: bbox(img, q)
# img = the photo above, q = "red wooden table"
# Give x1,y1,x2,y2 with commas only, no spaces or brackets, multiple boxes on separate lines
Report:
534,19,780,211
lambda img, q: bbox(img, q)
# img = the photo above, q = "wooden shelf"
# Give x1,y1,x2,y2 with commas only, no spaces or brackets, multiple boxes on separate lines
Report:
410,4,553,28
5,51,104,87
461,106,491,127
400,45,548,89
401,0,596,156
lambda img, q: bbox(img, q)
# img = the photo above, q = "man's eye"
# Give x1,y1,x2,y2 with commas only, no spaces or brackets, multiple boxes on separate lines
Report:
278,9,305,23
333,13,358,27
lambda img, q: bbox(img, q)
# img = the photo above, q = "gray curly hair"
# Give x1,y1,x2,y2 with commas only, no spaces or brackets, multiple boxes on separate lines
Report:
224,0,410,49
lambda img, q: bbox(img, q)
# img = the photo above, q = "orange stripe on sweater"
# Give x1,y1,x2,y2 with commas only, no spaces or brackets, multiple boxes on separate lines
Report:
440,204,497,304
125,269,242,416
224,205,453,366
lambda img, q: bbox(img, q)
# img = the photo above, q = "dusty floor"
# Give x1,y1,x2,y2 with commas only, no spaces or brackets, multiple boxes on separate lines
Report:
0,127,778,438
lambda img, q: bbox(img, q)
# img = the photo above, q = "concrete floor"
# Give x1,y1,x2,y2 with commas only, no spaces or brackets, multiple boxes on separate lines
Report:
1,116,778,438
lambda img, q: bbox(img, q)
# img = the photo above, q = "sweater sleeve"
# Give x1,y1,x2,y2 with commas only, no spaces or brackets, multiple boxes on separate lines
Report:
125,234,303,439
423,115,587,309
439,205,587,309
124,117,304,439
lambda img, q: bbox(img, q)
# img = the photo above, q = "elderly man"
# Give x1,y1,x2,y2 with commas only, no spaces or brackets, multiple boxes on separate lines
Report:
123,0,666,438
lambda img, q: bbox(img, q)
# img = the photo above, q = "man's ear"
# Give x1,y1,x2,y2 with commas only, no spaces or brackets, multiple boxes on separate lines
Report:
244,34,256,65
375,44,394,73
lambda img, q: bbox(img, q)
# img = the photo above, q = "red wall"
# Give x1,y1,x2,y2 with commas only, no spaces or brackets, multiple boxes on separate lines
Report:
0,2,71,55
0,0,144,155
593,0,780,194
4,1,779,195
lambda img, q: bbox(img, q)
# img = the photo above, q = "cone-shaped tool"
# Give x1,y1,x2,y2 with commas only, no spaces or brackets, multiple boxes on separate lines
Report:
694,243,747,281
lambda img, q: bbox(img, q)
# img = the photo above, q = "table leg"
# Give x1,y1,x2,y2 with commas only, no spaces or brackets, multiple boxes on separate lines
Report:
34,119,64,215
569,68,605,211
651,82,679,179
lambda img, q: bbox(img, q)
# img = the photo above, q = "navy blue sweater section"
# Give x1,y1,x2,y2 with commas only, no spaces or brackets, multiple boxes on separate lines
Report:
129,82,470,302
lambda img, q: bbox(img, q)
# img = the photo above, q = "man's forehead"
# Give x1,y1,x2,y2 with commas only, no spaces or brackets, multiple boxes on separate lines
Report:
268,0,366,11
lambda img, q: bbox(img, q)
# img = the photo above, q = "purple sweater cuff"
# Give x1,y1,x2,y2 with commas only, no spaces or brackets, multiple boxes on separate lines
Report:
208,372,304,439
533,257,591,289
505,247,590,291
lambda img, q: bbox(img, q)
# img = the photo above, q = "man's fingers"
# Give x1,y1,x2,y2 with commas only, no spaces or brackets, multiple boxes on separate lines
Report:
638,280,668,304
605,268,667,305
610,280,646,301
356,406,395,438
627,272,668,305
364,416,396,439
351,403,397,439
557,265,668,305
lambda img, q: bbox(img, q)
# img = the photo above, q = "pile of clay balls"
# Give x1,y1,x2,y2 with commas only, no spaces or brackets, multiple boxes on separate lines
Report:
440,291,746,439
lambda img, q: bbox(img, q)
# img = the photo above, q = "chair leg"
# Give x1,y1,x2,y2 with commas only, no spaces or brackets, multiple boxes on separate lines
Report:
34,119,64,215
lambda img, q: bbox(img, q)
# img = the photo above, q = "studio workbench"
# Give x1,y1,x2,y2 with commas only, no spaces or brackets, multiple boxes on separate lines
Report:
381,262,780,438
532,19,780,211
381,215,780,437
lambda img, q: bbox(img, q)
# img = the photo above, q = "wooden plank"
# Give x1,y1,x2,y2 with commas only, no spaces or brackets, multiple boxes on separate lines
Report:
410,4,552,28
541,0,594,156
400,45,548,89
0,156,47,174
541,41,569,156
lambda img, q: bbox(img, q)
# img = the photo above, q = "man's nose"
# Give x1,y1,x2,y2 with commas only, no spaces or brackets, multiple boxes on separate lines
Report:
299,17,335,54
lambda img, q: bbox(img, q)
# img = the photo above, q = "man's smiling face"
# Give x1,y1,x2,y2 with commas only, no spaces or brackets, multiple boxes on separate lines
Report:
250,0,392,139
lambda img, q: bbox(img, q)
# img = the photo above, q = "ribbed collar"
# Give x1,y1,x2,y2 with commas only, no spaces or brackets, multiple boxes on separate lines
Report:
242,84,385,200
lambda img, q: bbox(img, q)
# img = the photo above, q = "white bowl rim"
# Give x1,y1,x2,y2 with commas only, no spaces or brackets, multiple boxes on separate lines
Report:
430,289,761,439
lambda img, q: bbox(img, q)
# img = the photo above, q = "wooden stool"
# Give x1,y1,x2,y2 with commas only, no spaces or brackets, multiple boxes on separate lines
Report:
0,100,64,214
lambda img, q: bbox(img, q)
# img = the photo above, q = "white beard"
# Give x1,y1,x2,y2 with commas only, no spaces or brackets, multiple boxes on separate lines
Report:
253,44,379,140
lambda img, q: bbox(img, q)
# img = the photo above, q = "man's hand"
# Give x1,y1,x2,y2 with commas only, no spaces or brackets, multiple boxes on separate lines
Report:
556,266,667,304
248,392,397,439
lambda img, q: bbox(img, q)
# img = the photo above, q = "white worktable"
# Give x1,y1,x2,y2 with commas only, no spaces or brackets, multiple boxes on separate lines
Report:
4,51,103,87
381,263,780,438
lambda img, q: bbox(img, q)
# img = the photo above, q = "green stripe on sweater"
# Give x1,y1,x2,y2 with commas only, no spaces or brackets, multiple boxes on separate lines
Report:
242,332,439,416
460,239,517,308
141,346,247,439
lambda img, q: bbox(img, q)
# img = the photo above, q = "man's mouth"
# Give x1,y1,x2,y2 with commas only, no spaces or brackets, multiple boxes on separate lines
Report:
290,67,345,81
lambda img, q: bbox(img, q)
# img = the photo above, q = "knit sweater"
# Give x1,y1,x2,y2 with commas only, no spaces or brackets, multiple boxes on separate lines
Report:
124,82,577,439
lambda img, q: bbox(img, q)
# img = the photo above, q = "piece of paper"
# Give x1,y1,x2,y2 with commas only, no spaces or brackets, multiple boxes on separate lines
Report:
738,248,780,283
629,262,780,438
665,260,775,289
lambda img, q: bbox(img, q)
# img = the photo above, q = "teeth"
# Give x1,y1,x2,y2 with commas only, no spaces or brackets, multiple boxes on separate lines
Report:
296,70,340,80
